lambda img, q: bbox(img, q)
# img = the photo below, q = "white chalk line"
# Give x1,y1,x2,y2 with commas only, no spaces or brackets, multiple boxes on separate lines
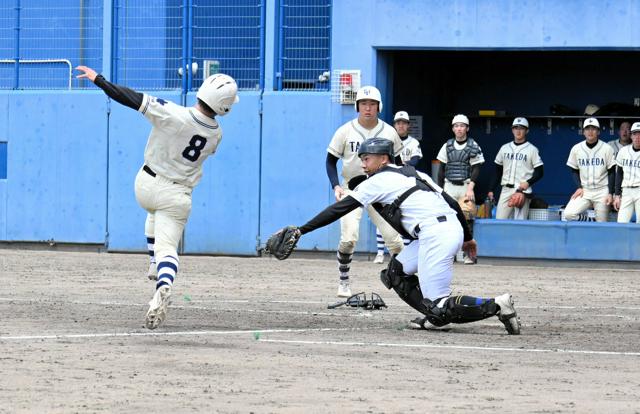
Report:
257,338,640,357
0,327,359,341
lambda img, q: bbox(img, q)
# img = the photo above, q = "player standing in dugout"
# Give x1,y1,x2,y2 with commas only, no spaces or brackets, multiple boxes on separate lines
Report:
488,117,544,220
614,121,640,223
436,114,484,264
76,65,239,329
326,85,404,297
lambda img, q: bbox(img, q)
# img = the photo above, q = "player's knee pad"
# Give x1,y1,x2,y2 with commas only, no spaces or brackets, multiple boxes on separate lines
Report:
380,258,429,314
423,296,499,326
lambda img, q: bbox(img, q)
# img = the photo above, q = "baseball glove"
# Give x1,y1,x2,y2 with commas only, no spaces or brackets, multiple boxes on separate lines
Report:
508,192,526,208
458,197,477,220
264,226,301,260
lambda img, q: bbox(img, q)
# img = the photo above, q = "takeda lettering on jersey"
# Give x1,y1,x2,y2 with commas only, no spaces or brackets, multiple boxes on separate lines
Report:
502,152,528,161
578,158,606,167
620,159,640,168
349,141,361,152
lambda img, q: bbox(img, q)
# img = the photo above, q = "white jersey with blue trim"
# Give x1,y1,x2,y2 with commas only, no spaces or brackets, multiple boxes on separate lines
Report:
400,135,423,164
616,144,640,188
566,140,615,190
139,94,222,187
350,165,455,237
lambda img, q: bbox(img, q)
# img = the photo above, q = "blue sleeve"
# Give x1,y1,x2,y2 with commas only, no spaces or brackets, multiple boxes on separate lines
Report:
326,152,340,188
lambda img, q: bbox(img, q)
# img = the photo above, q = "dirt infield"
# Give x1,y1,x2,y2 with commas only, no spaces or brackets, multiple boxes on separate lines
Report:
1,249,639,413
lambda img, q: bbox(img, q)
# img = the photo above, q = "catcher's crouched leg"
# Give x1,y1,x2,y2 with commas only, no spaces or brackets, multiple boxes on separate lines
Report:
380,258,429,314
421,296,499,327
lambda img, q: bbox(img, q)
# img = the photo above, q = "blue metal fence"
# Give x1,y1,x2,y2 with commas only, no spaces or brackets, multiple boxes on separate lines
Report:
192,0,264,90
277,0,331,91
0,0,103,90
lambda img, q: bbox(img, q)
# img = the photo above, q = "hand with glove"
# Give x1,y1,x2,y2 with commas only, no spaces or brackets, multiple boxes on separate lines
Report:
264,226,302,260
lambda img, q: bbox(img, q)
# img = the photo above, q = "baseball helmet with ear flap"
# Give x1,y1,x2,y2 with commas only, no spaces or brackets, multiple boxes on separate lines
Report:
354,86,383,113
196,73,240,116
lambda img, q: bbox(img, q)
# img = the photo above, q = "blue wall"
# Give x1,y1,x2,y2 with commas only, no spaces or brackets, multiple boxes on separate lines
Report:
3,0,640,260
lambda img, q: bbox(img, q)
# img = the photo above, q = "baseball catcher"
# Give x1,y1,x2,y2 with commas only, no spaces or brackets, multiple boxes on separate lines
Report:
265,137,521,335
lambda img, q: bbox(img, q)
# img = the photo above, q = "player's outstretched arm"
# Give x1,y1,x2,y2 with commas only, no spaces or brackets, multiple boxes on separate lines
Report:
298,196,362,235
75,65,143,111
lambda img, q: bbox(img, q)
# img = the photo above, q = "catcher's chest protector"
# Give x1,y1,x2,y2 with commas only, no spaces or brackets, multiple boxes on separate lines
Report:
445,138,480,182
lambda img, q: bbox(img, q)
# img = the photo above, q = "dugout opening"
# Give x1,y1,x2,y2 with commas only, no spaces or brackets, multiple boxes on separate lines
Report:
383,50,640,204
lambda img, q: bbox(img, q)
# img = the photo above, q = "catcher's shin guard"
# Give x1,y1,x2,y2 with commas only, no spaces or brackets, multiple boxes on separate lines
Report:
380,258,429,314
337,251,353,274
423,295,499,327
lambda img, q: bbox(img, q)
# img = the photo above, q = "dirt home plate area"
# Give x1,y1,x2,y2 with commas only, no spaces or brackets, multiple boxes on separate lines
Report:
1,248,639,413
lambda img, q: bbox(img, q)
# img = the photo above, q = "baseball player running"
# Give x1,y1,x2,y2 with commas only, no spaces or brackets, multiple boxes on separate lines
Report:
436,114,484,264
326,85,404,297
614,121,640,223
488,117,544,220
563,118,616,222
374,111,422,264
76,65,239,329
607,121,631,158
269,138,520,334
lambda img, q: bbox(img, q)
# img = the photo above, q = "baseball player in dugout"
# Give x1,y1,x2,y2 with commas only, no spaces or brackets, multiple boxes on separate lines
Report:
326,85,404,297
563,117,616,222
268,138,520,334
607,120,631,158
488,117,544,220
436,114,484,264
373,111,423,264
614,122,640,223
75,65,239,329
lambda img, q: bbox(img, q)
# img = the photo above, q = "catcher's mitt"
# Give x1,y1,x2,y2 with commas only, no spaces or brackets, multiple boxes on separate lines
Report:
458,197,477,220
508,191,526,208
264,226,301,260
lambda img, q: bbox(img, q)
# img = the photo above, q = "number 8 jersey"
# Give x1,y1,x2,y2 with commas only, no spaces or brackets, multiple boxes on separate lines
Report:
140,94,223,187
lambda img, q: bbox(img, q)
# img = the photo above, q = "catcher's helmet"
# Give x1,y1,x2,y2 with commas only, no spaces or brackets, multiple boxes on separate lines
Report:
196,73,240,116
358,138,394,159
354,85,383,113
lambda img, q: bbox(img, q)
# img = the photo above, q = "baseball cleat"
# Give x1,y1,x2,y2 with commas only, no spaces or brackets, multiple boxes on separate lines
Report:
147,262,158,281
145,285,172,329
495,293,521,335
463,256,477,265
408,316,451,331
373,252,385,264
337,280,352,298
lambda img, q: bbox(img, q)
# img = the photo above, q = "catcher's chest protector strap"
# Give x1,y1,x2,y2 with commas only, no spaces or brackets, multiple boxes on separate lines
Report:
371,166,435,239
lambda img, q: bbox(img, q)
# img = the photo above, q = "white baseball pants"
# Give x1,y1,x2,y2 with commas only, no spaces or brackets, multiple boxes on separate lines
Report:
563,187,610,222
617,187,640,223
396,214,462,301
496,186,530,220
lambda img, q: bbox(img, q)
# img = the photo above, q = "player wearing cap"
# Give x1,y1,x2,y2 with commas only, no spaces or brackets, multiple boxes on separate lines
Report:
436,114,484,264
326,85,404,297
373,111,423,264
271,138,520,334
76,65,239,329
488,117,544,220
563,118,616,222
614,121,640,223
607,121,631,158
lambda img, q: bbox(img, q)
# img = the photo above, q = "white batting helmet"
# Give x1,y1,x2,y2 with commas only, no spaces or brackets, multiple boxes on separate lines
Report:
394,111,410,122
196,73,240,116
631,122,640,133
451,114,469,126
354,86,382,113
583,117,600,129
512,117,529,128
